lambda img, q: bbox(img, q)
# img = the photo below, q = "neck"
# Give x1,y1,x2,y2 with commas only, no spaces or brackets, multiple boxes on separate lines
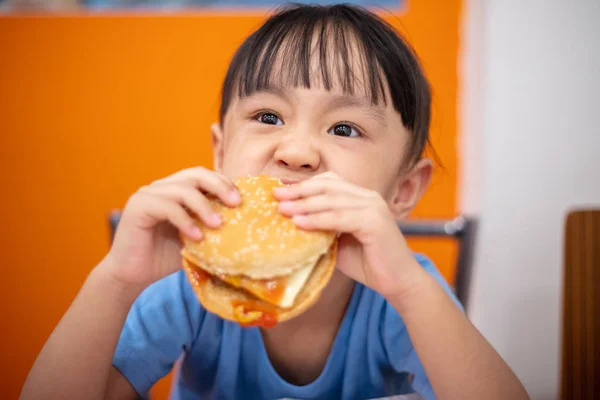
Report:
259,271,355,385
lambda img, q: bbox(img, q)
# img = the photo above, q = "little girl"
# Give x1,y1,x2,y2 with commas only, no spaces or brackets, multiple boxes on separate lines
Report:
22,4,528,399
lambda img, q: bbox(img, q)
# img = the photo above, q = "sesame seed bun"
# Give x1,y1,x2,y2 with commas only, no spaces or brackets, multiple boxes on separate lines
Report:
181,175,336,279
180,175,338,326
182,240,337,324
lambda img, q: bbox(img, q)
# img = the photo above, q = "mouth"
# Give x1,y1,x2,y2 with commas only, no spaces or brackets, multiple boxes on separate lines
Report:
279,177,301,185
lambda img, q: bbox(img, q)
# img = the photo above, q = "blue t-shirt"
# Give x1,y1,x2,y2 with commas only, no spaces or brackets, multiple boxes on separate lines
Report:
113,254,460,399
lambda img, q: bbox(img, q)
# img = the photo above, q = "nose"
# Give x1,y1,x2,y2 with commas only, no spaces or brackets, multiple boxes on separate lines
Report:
274,130,321,172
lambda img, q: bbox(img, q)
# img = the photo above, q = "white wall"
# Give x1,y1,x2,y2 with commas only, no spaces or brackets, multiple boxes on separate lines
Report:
460,0,600,399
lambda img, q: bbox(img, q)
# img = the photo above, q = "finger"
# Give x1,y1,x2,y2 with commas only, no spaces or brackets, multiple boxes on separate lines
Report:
292,210,362,234
137,193,203,240
274,176,363,201
315,171,341,180
278,193,366,216
152,167,240,207
155,166,216,183
141,184,222,228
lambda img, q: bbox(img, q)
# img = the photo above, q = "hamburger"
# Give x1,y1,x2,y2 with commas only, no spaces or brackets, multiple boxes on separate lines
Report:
180,175,338,328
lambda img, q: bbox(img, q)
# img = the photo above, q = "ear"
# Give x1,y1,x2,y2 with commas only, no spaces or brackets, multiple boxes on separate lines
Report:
389,158,433,220
211,122,225,172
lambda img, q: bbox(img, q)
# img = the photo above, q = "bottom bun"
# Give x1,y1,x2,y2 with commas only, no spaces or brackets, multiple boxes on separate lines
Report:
183,241,337,327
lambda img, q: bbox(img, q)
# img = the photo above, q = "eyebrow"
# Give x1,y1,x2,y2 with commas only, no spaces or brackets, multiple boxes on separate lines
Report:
325,94,388,128
244,86,291,103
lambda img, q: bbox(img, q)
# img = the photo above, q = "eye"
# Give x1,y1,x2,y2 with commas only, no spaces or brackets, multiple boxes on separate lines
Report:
328,123,360,138
256,112,284,126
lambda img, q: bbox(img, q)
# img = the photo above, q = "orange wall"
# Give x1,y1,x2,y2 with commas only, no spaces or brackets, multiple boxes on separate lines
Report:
0,1,460,398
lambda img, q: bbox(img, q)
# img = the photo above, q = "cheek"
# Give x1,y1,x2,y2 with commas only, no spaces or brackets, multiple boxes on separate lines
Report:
324,145,402,193
219,128,274,178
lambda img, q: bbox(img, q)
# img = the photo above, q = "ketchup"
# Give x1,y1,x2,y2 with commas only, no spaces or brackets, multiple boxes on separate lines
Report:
190,267,210,285
238,313,278,328
231,300,279,328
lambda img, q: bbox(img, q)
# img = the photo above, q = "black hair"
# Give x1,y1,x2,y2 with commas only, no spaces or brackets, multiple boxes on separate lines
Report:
219,3,431,165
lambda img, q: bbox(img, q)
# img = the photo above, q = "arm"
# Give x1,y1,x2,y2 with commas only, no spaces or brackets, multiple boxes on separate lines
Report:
20,259,141,400
20,167,240,400
388,263,530,400
274,172,529,400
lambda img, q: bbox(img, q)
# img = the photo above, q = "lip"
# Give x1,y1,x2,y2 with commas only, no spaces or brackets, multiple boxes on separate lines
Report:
279,177,301,185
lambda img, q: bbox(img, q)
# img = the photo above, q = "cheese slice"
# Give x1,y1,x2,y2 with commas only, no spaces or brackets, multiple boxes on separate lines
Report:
215,254,322,308
276,259,317,308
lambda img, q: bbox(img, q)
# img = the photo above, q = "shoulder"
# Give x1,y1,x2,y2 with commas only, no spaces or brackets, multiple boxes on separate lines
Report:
354,253,461,317
412,253,463,310
113,271,207,396
136,270,197,308
128,270,207,345
379,253,463,335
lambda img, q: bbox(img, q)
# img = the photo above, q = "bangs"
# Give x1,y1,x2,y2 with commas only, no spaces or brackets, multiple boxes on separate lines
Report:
219,4,431,165
221,6,391,118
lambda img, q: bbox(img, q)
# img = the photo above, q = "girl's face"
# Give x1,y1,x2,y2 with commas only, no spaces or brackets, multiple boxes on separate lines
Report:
212,78,430,218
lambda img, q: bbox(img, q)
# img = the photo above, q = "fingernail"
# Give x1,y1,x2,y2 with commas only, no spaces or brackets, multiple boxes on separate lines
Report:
292,215,307,224
278,201,294,213
210,213,222,226
190,226,203,239
273,187,289,196
229,190,241,202
278,200,291,208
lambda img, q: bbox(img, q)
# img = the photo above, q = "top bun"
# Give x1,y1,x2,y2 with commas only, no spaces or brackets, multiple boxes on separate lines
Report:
181,175,336,279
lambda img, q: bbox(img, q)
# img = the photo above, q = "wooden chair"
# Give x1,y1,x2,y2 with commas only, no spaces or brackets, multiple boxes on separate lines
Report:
561,209,600,399
108,212,477,311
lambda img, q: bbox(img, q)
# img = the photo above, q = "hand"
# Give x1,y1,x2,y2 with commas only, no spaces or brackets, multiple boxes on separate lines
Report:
274,172,423,300
102,167,241,289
